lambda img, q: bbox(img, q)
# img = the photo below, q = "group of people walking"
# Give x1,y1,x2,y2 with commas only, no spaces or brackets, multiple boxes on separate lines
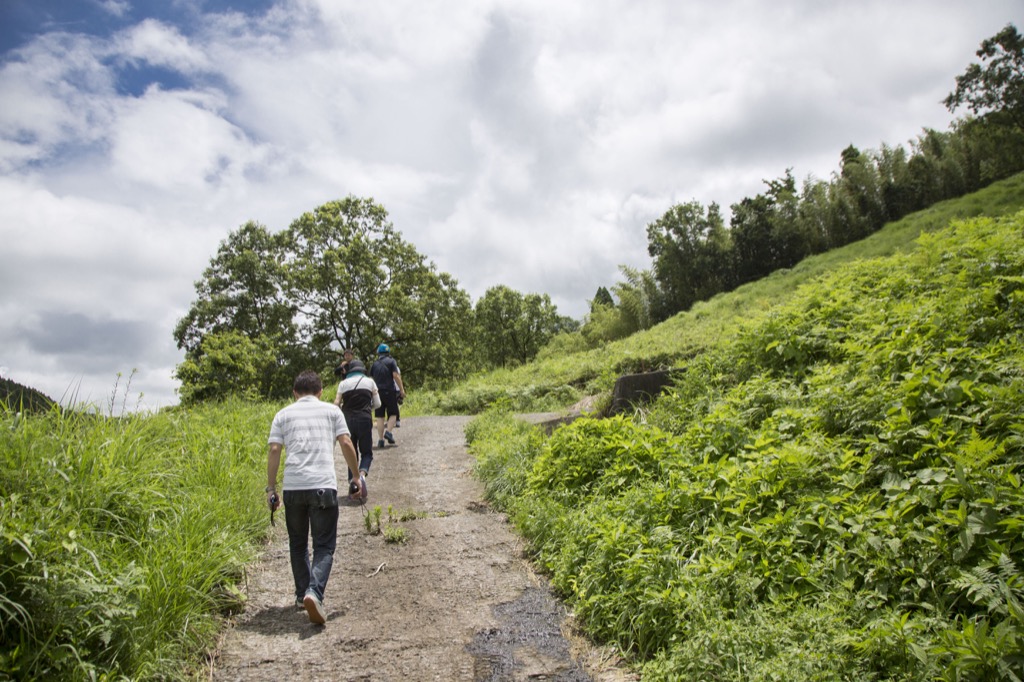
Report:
264,343,408,625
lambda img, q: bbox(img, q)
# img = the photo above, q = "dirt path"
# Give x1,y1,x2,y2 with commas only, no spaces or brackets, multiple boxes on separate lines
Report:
210,415,633,682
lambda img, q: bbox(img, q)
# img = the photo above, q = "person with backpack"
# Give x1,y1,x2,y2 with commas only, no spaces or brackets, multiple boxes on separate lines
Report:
370,343,406,448
333,358,380,500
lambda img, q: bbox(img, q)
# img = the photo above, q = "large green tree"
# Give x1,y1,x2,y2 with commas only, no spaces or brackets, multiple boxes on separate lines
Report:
944,23,1024,132
385,268,474,386
173,221,300,403
173,221,294,354
175,197,475,402
281,197,473,387
647,200,733,318
474,285,564,367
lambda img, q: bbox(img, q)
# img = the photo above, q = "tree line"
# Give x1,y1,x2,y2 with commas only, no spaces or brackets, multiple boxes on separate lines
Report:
174,24,1024,404
578,23,1024,345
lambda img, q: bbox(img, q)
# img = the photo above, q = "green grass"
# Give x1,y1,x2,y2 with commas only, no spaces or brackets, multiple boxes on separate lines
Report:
425,172,1024,416
0,398,278,680
468,209,1024,680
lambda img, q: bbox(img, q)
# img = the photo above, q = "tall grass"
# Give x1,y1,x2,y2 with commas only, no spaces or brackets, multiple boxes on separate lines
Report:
0,397,278,680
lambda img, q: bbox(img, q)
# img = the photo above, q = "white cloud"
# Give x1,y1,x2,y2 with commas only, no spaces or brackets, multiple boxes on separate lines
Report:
108,86,267,191
0,33,115,167
96,0,131,18
116,19,210,72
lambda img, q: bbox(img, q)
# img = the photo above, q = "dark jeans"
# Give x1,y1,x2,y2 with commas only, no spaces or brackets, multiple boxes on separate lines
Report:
283,488,339,602
343,410,374,479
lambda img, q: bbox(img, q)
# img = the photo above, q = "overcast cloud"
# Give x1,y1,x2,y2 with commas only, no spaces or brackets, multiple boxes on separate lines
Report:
0,0,1019,411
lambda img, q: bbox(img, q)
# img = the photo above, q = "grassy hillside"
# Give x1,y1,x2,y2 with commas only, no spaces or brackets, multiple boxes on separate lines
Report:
420,171,1024,416
467,204,1024,679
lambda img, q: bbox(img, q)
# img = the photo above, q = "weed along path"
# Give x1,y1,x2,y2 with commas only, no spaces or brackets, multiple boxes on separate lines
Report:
211,415,626,682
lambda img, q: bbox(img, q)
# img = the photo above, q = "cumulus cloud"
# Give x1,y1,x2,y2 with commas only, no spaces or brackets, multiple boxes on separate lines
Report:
0,33,115,168
116,18,210,73
108,86,266,191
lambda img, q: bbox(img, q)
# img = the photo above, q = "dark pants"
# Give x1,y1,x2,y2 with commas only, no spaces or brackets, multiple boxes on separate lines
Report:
283,488,339,602
343,410,374,480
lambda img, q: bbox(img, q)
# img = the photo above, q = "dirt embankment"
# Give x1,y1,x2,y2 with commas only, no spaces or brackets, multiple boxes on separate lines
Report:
210,415,635,682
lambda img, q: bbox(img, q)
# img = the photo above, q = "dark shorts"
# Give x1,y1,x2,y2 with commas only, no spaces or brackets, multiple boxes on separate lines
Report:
375,392,400,420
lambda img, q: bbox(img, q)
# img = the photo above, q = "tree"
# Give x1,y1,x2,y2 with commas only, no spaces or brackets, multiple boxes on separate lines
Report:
612,266,660,333
730,193,775,283
281,197,402,361
944,24,1024,132
647,200,733,317
173,221,300,401
474,285,563,367
762,170,813,270
174,221,294,355
281,196,471,388
386,268,474,387
175,197,477,402
835,146,885,242
591,286,614,312
174,330,280,405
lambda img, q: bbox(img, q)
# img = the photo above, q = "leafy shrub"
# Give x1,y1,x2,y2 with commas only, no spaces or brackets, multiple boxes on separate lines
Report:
527,416,676,503
471,212,1024,680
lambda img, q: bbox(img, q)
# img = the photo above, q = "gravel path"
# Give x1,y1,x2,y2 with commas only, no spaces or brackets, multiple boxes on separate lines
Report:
209,415,633,681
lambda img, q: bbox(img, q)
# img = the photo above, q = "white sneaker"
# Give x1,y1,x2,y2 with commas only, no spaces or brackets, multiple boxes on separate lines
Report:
303,592,326,624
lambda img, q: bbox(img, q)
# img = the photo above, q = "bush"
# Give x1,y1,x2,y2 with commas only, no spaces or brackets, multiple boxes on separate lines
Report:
470,212,1024,680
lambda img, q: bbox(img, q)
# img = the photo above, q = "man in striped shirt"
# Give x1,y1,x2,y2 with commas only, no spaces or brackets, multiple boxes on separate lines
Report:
267,370,361,625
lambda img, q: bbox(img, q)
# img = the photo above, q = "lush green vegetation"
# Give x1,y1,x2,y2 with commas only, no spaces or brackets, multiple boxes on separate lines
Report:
423,171,1024,416
468,209,1024,679
2,179,1022,682
0,398,276,680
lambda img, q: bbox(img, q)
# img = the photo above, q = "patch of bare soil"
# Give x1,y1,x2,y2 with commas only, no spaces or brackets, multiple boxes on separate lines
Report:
210,415,636,682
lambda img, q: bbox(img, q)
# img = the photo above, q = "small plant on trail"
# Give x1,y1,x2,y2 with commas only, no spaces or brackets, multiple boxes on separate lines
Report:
364,505,383,535
384,505,425,522
383,525,408,544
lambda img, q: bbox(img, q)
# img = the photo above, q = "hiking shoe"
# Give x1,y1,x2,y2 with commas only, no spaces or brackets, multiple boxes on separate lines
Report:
384,430,395,445
303,592,326,624
377,439,385,448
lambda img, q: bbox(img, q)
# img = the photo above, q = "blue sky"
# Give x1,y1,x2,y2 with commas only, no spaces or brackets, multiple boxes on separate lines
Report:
0,0,1019,411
